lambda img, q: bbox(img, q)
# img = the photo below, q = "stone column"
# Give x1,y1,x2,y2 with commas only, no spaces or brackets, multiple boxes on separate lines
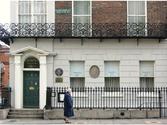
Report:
39,55,47,109
14,54,23,109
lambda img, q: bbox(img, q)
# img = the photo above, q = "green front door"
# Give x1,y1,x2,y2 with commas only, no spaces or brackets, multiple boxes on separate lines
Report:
23,71,39,108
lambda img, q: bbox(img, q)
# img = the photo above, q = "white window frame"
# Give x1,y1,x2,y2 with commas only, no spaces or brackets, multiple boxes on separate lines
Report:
127,0,147,36
104,61,120,90
18,0,47,23
104,61,120,77
72,0,92,36
69,61,85,89
70,61,85,78
139,61,155,89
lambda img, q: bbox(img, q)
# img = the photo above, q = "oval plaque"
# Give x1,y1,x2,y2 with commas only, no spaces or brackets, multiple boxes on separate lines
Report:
55,68,63,76
89,65,100,78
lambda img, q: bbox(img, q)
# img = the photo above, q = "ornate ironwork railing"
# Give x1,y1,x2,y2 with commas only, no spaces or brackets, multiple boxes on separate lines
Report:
0,23,167,39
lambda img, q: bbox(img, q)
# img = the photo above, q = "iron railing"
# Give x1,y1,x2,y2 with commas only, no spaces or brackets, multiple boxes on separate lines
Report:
0,85,11,109
46,87,167,111
0,23,167,39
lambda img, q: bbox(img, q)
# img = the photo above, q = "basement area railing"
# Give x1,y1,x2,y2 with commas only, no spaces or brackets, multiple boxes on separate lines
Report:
46,87,167,111
0,23,167,39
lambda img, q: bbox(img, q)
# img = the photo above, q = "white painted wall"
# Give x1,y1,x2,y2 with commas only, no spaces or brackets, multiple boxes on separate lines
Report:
10,38,167,89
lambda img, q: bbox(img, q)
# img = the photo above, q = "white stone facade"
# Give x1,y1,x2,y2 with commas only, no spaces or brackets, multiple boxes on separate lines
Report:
9,0,167,109
10,38,167,88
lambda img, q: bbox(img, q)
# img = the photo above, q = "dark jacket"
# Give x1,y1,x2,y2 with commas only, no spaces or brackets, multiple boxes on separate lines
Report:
64,92,74,117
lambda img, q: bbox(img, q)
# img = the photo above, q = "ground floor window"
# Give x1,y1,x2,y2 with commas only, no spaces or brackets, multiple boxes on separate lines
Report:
140,77,154,88
140,61,154,90
105,77,120,92
104,61,120,91
70,61,85,89
70,77,85,90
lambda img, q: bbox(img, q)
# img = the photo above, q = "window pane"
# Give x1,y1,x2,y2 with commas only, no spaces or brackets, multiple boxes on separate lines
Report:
34,15,46,23
140,61,154,77
74,1,90,15
73,16,91,36
140,77,154,88
104,61,119,77
70,78,85,88
19,15,31,23
105,77,120,92
74,16,90,24
128,16,145,24
19,1,31,14
128,1,145,15
70,61,84,77
34,1,46,13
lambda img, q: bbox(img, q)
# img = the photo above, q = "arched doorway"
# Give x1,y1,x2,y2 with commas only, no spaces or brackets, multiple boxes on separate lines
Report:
23,56,40,108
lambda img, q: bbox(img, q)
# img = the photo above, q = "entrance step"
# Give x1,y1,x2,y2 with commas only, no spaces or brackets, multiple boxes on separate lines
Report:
7,109,44,119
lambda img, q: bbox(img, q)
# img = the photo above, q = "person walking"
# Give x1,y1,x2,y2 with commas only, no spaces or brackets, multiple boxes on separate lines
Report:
64,88,74,123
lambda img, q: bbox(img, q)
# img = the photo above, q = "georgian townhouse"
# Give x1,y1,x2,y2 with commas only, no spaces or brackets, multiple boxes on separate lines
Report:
8,0,167,111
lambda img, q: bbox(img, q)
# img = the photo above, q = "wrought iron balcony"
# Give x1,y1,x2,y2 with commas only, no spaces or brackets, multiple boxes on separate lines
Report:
0,23,167,40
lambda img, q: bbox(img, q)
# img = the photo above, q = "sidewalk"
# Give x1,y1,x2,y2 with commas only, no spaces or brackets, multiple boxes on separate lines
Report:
0,119,167,125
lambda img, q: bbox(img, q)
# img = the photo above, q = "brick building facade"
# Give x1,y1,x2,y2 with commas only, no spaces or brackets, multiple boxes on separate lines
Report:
55,1,167,24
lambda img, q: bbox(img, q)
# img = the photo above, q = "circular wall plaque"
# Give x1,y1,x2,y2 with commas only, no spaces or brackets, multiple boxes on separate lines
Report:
55,68,63,76
89,65,100,78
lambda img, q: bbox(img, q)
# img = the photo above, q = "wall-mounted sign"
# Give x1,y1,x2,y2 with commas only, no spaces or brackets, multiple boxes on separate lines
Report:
55,77,63,83
89,65,100,78
55,9,71,14
55,68,63,76
58,92,65,102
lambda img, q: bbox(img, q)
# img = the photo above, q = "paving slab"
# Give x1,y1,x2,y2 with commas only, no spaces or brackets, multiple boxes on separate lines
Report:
0,119,167,125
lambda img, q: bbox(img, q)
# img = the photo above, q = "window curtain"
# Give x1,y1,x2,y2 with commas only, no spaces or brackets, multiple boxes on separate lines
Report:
140,77,154,88
70,61,85,77
140,61,154,77
104,61,119,77
128,1,145,24
19,1,31,23
74,1,90,15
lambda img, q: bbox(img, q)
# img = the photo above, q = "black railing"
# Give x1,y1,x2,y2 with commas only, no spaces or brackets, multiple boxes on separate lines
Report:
0,23,167,39
46,87,167,111
0,86,11,109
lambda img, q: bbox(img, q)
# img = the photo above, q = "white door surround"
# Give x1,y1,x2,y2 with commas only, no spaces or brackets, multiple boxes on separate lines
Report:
11,46,49,109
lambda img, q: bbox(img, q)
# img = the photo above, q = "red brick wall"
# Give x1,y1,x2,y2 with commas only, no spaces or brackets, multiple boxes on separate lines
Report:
55,1,72,24
148,1,167,23
55,1,127,24
54,1,167,37
54,1,167,24
55,1,72,36
147,1,167,36
0,48,9,87
92,1,127,24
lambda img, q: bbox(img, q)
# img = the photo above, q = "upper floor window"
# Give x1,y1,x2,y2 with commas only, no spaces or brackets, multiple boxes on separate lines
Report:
73,0,91,36
19,0,46,23
127,1,147,36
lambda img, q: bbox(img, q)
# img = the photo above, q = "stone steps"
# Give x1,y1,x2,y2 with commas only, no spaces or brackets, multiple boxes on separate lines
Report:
7,109,44,119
